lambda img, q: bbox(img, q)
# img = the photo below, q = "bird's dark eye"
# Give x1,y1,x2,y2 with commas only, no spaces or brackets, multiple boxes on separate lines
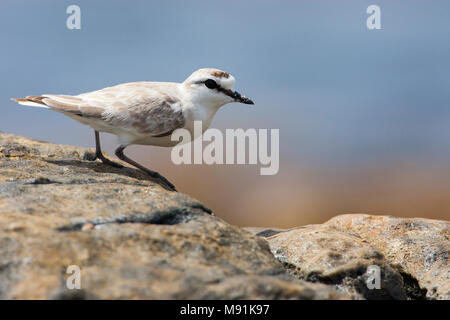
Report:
204,79,218,89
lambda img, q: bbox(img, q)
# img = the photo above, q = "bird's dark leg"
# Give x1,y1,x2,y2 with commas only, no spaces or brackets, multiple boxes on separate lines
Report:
91,130,123,168
115,145,176,191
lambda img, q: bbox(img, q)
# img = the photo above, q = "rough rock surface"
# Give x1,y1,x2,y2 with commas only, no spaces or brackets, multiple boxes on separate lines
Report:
0,132,345,299
1,132,448,300
326,214,449,300
251,215,449,300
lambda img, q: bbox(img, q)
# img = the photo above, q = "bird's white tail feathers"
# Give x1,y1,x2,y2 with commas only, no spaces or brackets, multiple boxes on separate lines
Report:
11,97,49,108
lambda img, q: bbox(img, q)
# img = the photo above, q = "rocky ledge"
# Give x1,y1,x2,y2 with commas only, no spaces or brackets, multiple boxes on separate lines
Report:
0,132,448,300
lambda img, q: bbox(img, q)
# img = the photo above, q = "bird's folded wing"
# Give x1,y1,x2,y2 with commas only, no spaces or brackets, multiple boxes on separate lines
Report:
16,86,185,137
42,95,106,118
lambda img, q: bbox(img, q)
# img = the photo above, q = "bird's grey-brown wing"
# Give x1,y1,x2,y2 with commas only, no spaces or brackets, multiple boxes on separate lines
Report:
12,84,185,137
112,97,185,137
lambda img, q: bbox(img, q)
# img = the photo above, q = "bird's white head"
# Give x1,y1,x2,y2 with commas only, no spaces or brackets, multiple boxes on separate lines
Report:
183,68,254,109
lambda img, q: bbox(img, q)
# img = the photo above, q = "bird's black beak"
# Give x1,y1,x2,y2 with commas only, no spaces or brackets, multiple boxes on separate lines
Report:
232,90,254,105
217,86,254,105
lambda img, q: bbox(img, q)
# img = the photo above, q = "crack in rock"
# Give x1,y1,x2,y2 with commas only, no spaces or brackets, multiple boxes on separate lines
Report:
26,177,61,185
56,205,210,231
398,271,428,300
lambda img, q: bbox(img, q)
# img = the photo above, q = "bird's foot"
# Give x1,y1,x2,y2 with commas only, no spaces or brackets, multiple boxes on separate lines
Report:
150,172,177,192
100,157,124,169
157,178,177,192
83,151,98,161
96,152,124,168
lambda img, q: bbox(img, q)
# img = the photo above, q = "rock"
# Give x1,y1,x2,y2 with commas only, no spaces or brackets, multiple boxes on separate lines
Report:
2,132,448,300
0,133,346,299
254,215,449,300
263,225,406,299
326,214,449,300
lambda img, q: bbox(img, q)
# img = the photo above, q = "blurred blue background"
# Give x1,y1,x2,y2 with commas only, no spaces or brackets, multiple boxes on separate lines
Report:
1,0,449,226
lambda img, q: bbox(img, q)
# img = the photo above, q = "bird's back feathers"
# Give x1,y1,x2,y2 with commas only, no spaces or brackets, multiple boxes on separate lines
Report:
11,83,186,138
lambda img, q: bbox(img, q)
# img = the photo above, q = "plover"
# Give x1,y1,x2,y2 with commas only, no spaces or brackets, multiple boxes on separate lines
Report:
12,68,254,191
